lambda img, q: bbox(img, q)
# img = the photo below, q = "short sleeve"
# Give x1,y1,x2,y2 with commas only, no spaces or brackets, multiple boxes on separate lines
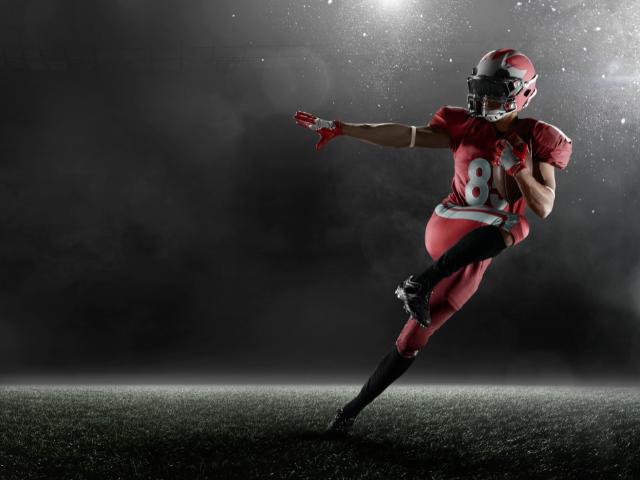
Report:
532,120,572,170
428,106,472,153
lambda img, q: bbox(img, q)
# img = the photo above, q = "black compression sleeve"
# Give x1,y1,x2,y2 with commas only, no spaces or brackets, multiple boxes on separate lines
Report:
415,226,507,287
343,346,415,418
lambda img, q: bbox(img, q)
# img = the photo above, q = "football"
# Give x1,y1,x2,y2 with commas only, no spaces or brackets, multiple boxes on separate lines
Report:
493,137,533,204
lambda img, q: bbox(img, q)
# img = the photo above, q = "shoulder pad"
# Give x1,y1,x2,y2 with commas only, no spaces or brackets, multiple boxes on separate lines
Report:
441,105,471,123
533,120,572,147
442,105,470,114
529,119,572,169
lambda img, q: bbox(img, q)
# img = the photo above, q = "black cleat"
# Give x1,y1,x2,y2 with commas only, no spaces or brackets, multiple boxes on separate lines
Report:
395,275,434,329
323,409,355,439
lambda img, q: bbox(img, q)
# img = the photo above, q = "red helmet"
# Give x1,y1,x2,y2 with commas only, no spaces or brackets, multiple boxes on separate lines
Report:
467,49,538,122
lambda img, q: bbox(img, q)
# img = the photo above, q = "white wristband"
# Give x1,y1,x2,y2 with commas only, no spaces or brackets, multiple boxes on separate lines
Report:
545,185,555,198
409,126,416,147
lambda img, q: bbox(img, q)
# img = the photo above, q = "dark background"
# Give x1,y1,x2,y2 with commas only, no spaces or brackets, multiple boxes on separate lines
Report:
1,0,639,385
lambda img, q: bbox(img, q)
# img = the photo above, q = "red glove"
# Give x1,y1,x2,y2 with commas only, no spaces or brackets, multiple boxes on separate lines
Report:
492,137,528,176
293,111,343,150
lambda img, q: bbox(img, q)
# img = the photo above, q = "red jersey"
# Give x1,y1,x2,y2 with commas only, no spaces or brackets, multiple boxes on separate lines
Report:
428,106,572,216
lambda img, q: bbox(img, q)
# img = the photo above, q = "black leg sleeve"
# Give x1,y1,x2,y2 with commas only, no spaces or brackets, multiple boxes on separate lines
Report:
343,346,415,418
415,225,507,287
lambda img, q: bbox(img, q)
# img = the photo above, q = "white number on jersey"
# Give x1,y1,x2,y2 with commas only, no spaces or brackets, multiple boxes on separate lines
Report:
490,176,508,210
465,158,490,206
465,158,507,210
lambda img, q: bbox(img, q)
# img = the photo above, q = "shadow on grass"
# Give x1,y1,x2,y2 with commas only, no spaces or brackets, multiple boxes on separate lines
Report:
286,429,628,479
287,430,446,479
3,426,633,480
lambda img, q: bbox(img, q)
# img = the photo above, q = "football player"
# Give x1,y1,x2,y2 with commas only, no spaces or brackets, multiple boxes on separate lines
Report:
293,49,572,438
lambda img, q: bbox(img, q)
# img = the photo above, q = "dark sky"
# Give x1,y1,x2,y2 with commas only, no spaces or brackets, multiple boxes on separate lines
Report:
1,0,639,385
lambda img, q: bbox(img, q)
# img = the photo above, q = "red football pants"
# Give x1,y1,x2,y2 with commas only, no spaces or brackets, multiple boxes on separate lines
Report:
395,205,529,357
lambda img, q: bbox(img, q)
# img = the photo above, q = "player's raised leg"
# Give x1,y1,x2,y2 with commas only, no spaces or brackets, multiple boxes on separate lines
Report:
396,225,507,329
397,203,529,329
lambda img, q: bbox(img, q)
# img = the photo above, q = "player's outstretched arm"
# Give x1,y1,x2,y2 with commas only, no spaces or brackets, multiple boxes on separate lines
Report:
293,111,451,150
342,123,451,149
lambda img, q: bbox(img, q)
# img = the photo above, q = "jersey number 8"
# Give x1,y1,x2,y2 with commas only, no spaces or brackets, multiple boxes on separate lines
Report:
465,158,507,210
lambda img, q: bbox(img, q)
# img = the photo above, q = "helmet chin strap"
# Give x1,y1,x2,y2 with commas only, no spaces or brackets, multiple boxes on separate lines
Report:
482,103,510,122
485,111,509,122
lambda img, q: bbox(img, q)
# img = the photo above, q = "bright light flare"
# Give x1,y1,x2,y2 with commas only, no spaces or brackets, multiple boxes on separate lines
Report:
378,0,402,8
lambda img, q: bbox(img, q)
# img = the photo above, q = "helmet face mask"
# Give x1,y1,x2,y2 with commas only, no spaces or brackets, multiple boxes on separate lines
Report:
468,95,515,122
467,75,530,122
467,49,538,122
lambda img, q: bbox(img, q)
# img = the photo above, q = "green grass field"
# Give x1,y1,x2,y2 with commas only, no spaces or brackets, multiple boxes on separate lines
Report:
1,385,639,479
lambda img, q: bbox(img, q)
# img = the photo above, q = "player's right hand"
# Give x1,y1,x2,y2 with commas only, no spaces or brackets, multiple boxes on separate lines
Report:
293,111,343,150
492,135,528,176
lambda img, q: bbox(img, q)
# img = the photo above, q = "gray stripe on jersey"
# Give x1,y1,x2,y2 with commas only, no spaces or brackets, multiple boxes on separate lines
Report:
435,203,521,232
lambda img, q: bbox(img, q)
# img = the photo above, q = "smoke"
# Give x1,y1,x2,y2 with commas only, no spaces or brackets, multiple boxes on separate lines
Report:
0,0,639,382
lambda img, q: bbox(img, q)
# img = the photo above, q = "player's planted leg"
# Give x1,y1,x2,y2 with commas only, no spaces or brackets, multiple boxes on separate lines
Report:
324,345,415,438
397,225,508,328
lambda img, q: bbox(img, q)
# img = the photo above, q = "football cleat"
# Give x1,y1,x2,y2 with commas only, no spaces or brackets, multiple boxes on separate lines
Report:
323,409,355,439
395,275,434,329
